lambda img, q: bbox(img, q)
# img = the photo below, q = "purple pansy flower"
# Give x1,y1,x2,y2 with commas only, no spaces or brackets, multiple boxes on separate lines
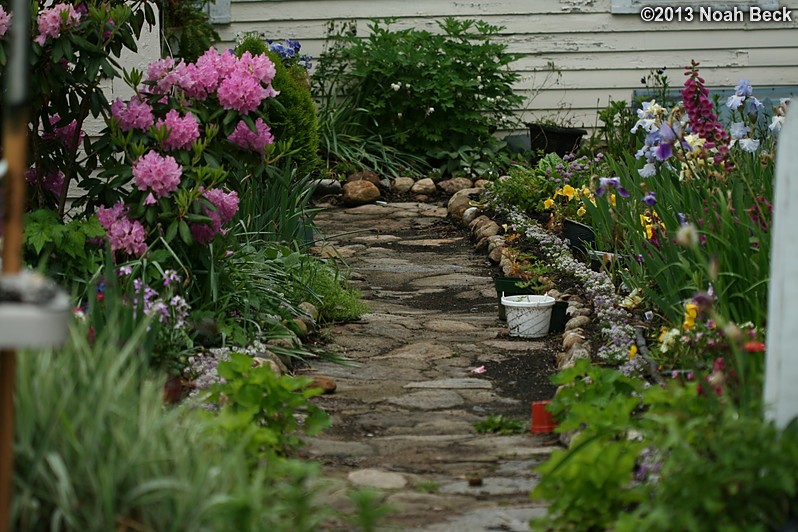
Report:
642,192,657,206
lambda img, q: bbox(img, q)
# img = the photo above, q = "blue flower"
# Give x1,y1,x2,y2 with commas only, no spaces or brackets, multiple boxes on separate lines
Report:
730,121,750,140
735,79,753,97
642,191,657,206
726,94,744,110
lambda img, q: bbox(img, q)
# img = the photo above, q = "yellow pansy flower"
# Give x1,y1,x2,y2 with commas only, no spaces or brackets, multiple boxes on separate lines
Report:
562,184,576,200
544,198,554,209
581,185,591,197
577,206,586,217
629,345,638,360
645,224,655,239
610,194,616,207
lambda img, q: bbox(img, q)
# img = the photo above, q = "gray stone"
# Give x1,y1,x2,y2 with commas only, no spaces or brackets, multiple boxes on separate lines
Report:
352,234,402,244
474,221,501,241
404,378,492,390
488,246,504,264
344,203,394,216
424,319,478,333
439,477,538,496
398,238,462,247
487,235,505,251
312,178,342,197
346,169,381,186
417,506,548,532
387,390,465,410
410,274,489,288
378,342,453,361
437,177,474,194
482,339,547,351
461,206,480,225
411,178,437,195
342,180,381,206
380,178,392,190
347,469,408,489
447,188,483,220
565,315,591,330
562,332,585,350
303,437,376,457
473,179,492,188
392,176,415,193
299,301,319,322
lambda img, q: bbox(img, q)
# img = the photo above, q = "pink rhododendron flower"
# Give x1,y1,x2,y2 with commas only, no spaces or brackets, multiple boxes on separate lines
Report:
156,110,200,151
216,70,269,114
227,118,274,154
190,188,239,244
132,151,182,197
45,114,84,151
111,96,155,132
237,51,276,85
97,202,148,257
146,57,185,94
25,167,65,197
0,6,12,39
34,4,81,46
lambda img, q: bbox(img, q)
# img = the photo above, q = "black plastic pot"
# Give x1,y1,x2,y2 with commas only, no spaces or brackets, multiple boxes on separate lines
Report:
548,300,569,333
494,277,534,321
562,218,596,254
527,123,588,158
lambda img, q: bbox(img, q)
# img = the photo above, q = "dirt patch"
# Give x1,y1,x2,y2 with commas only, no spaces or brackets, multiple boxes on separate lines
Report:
481,335,560,408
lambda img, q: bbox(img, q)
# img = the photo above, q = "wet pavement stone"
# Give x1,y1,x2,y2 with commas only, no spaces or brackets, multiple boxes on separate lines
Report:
305,200,555,530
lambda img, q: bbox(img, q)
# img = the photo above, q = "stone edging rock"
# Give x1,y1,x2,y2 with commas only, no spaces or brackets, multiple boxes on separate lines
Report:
446,189,594,373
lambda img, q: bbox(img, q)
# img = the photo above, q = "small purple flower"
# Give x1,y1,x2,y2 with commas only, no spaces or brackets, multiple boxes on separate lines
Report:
677,212,687,225
642,191,657,206
163,269,181,287
596,176,629,198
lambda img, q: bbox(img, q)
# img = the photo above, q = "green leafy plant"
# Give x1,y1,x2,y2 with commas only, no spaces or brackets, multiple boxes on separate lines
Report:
205,351,331,457
12,321,333,531
473,415,526,435
161,0,220,61
22,209,105,294
297,259,368,322
314,17,522,171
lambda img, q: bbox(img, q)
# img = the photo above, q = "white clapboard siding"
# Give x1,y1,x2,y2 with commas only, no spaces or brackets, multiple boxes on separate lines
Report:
215,0,798,132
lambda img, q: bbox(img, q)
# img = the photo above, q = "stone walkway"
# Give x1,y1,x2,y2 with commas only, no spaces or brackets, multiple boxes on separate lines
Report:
304,201,557,531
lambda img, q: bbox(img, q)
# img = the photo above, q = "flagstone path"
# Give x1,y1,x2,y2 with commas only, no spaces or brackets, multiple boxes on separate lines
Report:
302,201,561,531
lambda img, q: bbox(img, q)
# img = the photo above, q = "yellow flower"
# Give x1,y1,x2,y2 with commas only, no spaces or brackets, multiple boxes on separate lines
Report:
645,224,655,240
629,345,638,360
544,198,554,209
610,193,616,207
562,184,576,200
577,206,586,217
683,302,698,330
581,185,591,197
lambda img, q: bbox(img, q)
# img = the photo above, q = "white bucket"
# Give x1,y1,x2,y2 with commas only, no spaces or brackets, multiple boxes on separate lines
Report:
501,294,556,338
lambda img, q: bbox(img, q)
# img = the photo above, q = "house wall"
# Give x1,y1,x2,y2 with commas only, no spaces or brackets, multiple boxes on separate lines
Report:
214,0,798,132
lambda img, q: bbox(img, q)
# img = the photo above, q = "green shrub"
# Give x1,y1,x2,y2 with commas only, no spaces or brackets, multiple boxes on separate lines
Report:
236,35,321,179
314,17,522,168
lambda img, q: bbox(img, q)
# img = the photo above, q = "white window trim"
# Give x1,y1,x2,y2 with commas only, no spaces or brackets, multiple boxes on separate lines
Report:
612,0,779,14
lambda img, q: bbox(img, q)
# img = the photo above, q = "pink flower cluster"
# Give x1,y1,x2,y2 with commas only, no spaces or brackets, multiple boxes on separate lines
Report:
45,114,84,152
25,167,65,197
144,49,277,114
133,151,182,198
111,96,155,132
97,202,148,257
191,188,239,244
0,6,11,39
156,110,200,151
34,3,81,46
227,118,274,154
681,61,732,168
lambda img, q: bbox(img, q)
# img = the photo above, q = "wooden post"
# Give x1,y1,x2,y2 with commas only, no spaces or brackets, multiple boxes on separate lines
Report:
765,112,798,429
0,0,30,529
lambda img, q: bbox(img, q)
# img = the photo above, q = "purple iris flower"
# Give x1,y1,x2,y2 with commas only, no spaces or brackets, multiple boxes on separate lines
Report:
596,176,630,198
642,192,657,206
655,143,672,161
677,212,687,225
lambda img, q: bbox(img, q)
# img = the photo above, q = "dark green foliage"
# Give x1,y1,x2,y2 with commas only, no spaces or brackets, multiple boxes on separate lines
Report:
162,0,220,61
314,17,522,170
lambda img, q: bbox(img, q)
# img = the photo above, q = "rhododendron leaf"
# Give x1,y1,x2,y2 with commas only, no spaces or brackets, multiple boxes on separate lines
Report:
242,115,257,133
186,214,213,224
178,220,193,245
144,206,156,225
